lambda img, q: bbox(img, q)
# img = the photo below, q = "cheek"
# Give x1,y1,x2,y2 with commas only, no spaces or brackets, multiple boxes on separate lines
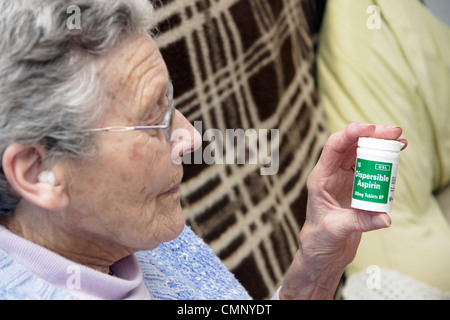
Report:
73,136,172,207
65,138,181,248
128,145,144,162
125,138,172,192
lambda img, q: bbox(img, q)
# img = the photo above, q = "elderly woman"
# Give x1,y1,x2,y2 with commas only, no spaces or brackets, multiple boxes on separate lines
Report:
0,0,406,300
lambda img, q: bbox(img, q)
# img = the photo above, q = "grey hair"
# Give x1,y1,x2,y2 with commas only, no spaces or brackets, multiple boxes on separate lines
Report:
0,0,157,216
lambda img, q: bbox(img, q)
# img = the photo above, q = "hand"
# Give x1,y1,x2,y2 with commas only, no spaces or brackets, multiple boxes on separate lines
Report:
280,123,407,299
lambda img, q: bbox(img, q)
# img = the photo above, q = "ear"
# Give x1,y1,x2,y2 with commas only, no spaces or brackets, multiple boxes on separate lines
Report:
2,143,69,211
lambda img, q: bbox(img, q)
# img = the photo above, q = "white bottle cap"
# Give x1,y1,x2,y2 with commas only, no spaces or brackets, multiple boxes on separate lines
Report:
358,137,404,152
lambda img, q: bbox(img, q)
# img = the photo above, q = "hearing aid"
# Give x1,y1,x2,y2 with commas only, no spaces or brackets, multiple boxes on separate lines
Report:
38,170,56,186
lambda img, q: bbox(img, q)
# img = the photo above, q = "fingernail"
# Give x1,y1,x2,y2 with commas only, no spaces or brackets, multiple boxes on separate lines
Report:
372,214,391,229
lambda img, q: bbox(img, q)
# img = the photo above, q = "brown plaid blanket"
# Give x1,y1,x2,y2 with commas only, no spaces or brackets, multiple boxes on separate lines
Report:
153,0,327,299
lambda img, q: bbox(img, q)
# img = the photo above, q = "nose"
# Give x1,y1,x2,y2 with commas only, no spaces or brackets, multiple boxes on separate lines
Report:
170,110,201,163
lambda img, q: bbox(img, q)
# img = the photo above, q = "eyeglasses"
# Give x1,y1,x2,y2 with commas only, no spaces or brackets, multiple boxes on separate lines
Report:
49,82,175,142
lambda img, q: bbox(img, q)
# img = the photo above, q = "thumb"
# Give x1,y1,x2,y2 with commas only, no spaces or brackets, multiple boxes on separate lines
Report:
346,210,391,233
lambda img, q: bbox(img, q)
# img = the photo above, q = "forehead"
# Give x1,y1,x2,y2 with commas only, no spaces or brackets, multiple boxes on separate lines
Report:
102,34,169,111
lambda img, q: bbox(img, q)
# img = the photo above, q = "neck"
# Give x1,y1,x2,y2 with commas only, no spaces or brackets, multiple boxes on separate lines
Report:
2,203,134,274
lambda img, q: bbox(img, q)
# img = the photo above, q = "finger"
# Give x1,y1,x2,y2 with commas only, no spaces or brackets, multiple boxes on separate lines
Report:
317,123,406,177
348,210,392,233
327,123,376,154
317,123,376,177
370,124,403,141
398,138,408,150
366,124,407,150
340,128,407,171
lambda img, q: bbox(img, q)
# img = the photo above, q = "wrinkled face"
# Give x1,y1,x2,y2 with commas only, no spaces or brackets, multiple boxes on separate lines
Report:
62,35,197,250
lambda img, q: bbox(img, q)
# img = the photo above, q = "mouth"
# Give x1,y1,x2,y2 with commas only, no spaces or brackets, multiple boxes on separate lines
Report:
163,184,180,195
162,167,183,195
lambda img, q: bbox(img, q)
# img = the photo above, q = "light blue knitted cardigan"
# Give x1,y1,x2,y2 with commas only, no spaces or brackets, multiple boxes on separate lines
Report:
0,226,251,300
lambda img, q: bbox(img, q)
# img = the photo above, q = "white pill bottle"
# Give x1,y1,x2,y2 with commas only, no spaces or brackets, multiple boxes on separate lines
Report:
351,137,404,213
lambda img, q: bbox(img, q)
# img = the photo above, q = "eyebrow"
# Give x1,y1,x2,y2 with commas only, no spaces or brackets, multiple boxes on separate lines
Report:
140,78,173,120
104,69,172,122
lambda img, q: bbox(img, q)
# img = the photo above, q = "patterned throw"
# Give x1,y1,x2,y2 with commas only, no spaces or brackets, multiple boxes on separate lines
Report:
153,0,327,299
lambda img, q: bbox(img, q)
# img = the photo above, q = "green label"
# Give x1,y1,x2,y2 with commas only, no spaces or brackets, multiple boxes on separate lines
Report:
352,158,392,204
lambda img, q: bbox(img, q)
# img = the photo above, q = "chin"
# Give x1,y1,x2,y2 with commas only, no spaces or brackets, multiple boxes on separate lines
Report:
169,207,186,239
157,204,186,243
133,218,185,251
172,219,186,238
